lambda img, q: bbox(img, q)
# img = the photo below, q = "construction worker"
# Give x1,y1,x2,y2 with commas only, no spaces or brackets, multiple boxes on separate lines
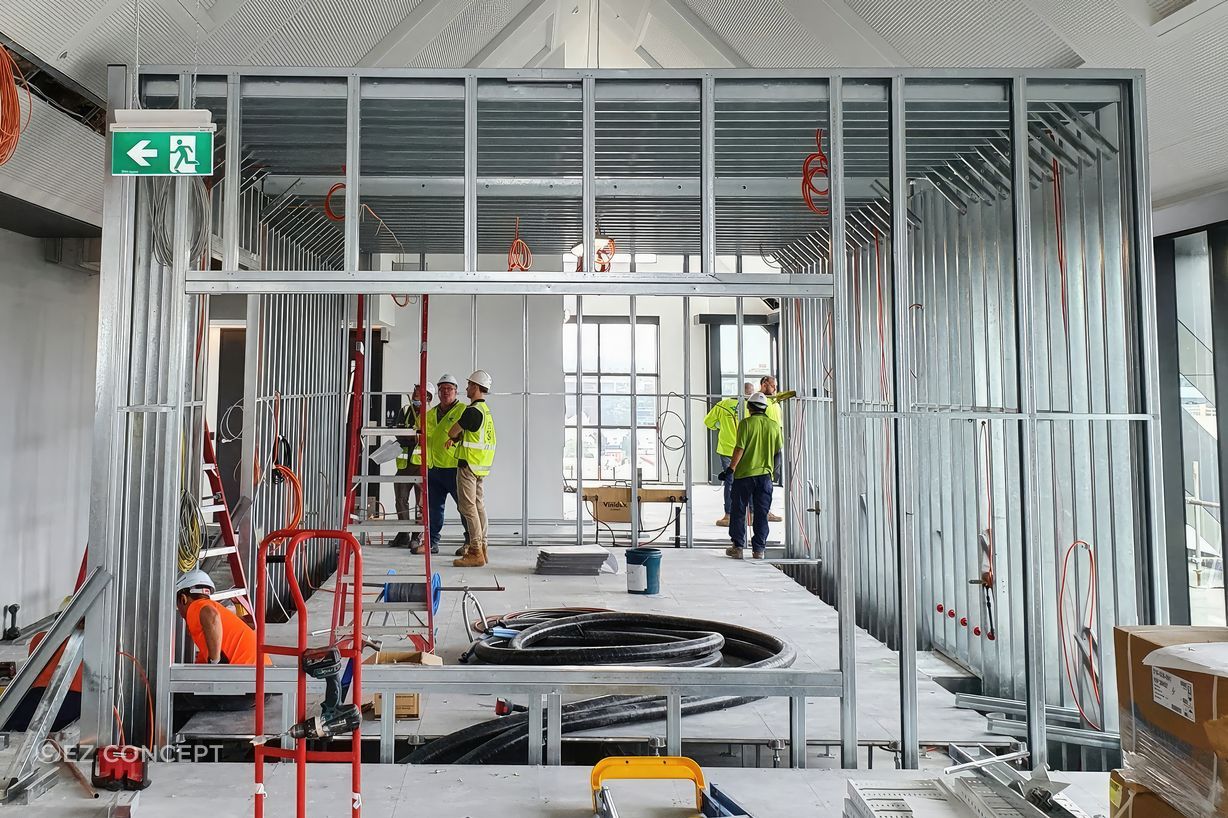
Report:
392,385,433,548
718,392,783,560
758,375,785,522
416,373,470,556
2,620,82,732
446,370,496,568
704,381,754,527
174,570,266,665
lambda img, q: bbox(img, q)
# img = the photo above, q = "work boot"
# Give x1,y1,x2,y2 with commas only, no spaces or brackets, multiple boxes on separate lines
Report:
410,540,439,555
751,551,766,560
480,543,489,564
724,546,744,560
454,537,471,556
715,515,730,527
453,544,487,568
767,512,783,522
390,532,409,548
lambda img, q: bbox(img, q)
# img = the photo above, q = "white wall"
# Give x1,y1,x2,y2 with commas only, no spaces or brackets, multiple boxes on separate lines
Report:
0,229,99,621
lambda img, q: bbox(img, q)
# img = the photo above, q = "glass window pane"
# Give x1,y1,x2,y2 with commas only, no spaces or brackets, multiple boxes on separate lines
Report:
636,375,657,426
600,429,631,479
582,429,599,480
637,429,659,482
635,323,658,373
600,324,632,372
600,376,631,426
581,323,598,371
745,326,773,379
563,323,577,373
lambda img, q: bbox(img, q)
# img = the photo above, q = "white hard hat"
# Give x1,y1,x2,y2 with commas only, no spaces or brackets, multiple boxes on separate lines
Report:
175,569,215,595
436,373,460,388
468,369,493,390
748,392,769,410
413,383,434,398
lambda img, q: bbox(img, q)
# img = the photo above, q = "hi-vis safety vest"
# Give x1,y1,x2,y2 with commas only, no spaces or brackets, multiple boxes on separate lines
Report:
425,402,467,469
458,401,496,477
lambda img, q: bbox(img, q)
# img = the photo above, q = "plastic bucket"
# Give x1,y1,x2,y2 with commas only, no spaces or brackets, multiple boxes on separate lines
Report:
625,547,662,595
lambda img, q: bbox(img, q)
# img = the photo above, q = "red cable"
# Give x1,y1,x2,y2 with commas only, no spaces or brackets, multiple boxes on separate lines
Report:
1058,539,1102,729
0,46,31,166
802,128,830,217
323,182,346,222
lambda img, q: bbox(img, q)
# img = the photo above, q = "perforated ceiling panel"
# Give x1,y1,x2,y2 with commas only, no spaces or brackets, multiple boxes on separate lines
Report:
684,0,841,67
406,0,517,67
0,94,103,227
843,0,1080,68
248,0,419,66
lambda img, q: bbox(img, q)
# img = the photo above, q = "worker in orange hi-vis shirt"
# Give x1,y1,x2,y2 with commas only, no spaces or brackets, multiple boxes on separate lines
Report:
175,570,269,666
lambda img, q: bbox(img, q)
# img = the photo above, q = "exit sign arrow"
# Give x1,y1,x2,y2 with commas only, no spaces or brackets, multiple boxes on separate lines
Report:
126,139,157,167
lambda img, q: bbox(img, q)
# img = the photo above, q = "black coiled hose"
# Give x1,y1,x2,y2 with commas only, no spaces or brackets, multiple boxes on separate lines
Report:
406,611,794,764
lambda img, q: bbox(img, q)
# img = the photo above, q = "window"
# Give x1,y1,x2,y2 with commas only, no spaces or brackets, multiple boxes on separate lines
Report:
564,317,660,481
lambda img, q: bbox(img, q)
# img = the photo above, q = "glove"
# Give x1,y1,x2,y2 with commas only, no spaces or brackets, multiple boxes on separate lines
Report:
717,468,732,482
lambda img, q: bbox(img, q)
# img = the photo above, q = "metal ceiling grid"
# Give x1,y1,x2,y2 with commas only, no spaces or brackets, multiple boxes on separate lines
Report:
843,0,1081,69
684,0,842,67
242,91,348,175
595,82,702,178
362,95,467,176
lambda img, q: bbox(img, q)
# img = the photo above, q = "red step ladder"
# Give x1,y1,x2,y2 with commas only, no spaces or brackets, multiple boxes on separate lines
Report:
199,420,255,620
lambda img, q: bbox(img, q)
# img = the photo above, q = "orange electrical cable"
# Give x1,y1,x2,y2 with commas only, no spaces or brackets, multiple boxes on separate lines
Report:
508,216,533,271
0,46,31,166
1058,539,1102,729
116,650,156,749
802,128,830,217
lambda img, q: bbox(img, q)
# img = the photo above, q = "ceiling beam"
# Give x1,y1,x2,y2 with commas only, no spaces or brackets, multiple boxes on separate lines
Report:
467,0,556,67
1154,0,1228,38
357,0,469,68
776,0,904,66
648,0,749,67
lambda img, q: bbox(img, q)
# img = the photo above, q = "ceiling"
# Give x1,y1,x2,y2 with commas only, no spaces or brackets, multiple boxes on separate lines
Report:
1,0,1227,213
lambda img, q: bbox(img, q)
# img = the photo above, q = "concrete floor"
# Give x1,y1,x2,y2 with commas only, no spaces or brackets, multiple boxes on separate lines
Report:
12,763,1110,817
181,546,996,751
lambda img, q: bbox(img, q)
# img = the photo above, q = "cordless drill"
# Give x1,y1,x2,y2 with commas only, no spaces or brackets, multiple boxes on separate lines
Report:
255,646,361,744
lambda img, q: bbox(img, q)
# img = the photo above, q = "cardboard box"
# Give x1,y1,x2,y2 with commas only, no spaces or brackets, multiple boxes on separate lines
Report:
362,650,442,720
1109,770,1184,818
1115,626,1228,817
582,485,686,524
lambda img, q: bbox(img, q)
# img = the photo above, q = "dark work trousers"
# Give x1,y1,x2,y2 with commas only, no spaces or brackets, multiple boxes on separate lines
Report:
719,454,733,514
394,468,421,521
427,467,469,549
730,474,773,554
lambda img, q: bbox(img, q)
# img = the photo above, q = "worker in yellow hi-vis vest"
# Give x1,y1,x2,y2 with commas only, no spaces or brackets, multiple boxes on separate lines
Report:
445,370,497,568
416,373,470,556
392,383,432,549
704,381,753,527
758,375,793,522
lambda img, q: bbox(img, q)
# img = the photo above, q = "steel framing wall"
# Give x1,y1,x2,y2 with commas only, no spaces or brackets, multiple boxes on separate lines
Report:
85,65,1162,771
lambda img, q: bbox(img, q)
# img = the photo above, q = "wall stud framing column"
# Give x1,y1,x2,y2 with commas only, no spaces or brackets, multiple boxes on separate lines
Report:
582,76,595,278
522,296,530,547
890,75,919,769
683,296,694,547
575,297,586,545
84,64,135,746
630,296,640,544
1010,75,1048,766
829,75,859,768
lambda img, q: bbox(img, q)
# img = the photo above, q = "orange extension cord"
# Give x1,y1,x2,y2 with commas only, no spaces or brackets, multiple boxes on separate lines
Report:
802,128,830,217
0,46,30,166
508,216,533,271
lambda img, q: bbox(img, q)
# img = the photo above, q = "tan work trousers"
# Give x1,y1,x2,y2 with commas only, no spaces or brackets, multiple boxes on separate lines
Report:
456,462,488,548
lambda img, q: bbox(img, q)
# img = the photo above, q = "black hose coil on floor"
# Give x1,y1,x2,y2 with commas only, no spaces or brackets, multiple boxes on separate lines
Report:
407,610,795,764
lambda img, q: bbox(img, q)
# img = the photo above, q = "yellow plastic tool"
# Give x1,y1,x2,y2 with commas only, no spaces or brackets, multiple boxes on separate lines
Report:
774,389,797,402
590,756,706,812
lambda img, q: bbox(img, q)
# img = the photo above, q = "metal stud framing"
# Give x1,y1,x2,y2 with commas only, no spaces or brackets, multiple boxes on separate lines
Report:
89,66,1162,767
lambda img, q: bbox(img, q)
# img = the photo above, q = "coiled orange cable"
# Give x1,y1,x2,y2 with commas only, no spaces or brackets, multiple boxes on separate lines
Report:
802,128,830,217
508,216,533,271
0,46,31,166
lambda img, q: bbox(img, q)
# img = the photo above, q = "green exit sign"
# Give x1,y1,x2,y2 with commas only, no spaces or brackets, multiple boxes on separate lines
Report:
111,130,215,176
